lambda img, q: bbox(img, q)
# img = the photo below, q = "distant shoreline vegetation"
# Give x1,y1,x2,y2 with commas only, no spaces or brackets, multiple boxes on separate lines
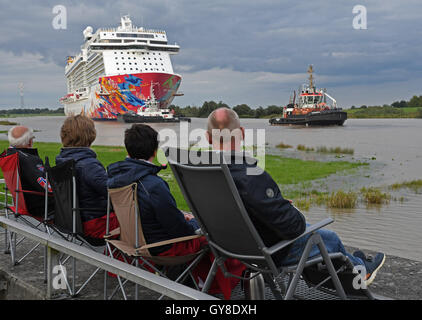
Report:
0,107,65,118
171,95,422,119
1,94,422,119
345,94,422,119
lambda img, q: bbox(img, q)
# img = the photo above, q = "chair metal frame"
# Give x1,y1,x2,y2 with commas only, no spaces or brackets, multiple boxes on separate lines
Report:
0,150,53,282
104,182,207,300
45,157,113,297
167,149,375,300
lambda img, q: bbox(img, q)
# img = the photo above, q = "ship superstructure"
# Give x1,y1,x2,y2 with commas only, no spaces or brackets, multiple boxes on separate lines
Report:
60,16,182,120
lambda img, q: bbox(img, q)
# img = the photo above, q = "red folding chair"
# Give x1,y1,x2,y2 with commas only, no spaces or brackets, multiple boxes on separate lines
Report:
0,150,53,270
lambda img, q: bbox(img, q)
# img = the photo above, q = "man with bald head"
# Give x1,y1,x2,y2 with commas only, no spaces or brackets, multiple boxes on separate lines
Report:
205,108,385,286
3,125,53,217
8,126,35,148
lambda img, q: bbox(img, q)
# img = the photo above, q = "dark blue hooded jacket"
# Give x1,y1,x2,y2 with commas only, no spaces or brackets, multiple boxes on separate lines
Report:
56,147,108,222
226,153,306,265
107,157,200,255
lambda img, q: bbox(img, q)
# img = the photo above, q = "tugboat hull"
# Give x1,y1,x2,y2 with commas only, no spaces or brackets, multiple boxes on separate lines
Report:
117,114,191,123
269,110,347,126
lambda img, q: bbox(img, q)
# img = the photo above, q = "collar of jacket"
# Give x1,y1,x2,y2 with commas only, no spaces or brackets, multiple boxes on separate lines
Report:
58,147,97,162
220,150,258,168
7,147,39,157
107,157,166,187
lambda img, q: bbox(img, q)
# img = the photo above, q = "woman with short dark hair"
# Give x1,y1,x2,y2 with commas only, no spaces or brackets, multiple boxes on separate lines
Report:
56,115,118,239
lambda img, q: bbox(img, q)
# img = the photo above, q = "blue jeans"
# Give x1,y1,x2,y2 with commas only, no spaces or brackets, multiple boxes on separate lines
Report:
280,226,364,267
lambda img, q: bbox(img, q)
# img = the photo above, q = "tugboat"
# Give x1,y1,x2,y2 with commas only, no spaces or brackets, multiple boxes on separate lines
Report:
117,82,190,123
269,66,347,126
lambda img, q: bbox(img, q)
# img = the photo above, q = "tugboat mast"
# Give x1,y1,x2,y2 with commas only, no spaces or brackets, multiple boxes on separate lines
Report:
307,65,315,90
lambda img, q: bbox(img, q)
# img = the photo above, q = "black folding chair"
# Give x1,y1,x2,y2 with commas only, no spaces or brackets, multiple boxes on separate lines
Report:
166,148,376,300
0,149,54,282
45,157,111,297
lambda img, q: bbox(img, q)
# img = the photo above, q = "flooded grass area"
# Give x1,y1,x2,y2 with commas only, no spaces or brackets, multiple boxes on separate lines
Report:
276,142,293,149
390,179,422,193
295,143,354,155
0,120,18,126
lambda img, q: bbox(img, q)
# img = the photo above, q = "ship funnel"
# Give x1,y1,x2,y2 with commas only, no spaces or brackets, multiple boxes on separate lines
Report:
120,15,132,31
83,26,93,40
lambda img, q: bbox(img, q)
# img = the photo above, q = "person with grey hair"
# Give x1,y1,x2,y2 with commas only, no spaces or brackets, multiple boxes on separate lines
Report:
2,125,53,217
205,107,385,286
8,126,35,148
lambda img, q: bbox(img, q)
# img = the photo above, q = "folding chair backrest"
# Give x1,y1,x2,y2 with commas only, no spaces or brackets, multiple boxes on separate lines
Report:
108,183,150,256
45,158,83,235
168,153,265,259
0,151,29,215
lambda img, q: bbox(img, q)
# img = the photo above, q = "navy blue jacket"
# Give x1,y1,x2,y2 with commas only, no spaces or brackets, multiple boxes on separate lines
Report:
56,148,108,222
107,158,200,255
227,153,306,265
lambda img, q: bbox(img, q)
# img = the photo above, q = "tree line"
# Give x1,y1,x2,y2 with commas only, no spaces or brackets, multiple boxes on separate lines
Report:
0,107,65,116
170,101,284,118
351,95,422,109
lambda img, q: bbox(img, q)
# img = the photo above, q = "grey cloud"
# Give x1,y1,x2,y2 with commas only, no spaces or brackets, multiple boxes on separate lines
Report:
0,0,421,108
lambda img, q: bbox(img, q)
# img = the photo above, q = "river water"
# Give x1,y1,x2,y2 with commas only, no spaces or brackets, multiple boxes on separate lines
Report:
1,116,421,261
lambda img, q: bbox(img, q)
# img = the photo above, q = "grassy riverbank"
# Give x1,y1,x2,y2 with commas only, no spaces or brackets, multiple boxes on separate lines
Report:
346,106,422,119
0,113,65,118
0,140,366,211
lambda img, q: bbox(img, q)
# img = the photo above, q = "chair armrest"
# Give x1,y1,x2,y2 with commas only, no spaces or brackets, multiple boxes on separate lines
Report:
140,234,202,250
264,218,334,256
103,227,120,239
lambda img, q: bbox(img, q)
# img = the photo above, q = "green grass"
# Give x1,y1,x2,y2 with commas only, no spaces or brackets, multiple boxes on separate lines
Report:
0,141,366,211
263,155,363,185
326,190,358,209
316,146,354,155
0,113,64,118
390,179,422,192
0,120,19,125
360,187,391,205
276,142,293,149
297,144,315,152
347,106,421,119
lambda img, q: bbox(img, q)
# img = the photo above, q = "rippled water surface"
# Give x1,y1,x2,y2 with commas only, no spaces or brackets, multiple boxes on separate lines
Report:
1,117,421,261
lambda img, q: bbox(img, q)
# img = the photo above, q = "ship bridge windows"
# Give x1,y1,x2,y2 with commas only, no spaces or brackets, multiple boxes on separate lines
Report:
303,95,322,104
116,33,154,39
150,40,167,45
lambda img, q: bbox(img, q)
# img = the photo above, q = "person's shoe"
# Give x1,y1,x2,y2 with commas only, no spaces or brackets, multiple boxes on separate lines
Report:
353,250,366,261
363,253,386,286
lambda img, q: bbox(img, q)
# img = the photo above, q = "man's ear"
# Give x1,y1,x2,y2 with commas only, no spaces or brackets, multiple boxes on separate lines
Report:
206,131,212,145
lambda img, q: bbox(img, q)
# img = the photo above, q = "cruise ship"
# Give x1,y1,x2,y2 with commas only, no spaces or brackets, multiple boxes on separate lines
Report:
60,16,182,120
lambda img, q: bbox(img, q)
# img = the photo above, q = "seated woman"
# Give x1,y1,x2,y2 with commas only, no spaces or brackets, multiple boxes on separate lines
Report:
107,124,245,299
56,115,118,239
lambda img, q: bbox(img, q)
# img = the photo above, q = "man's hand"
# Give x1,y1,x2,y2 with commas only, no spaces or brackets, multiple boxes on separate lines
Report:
183,212,195,221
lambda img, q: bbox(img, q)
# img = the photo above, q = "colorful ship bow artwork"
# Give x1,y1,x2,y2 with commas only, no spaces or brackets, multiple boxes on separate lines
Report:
90,73,181,120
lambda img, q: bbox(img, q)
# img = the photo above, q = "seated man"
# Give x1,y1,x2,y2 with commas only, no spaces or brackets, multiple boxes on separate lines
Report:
205,108,385,286
107,124,245,299
4,126,53,217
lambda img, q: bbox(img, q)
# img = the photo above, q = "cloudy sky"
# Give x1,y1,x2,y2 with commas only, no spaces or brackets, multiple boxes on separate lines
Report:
0,0,421,109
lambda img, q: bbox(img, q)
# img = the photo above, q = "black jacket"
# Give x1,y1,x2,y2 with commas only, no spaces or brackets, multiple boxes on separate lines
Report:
107,157,200,255
226,153,306,264
6,147,54,217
